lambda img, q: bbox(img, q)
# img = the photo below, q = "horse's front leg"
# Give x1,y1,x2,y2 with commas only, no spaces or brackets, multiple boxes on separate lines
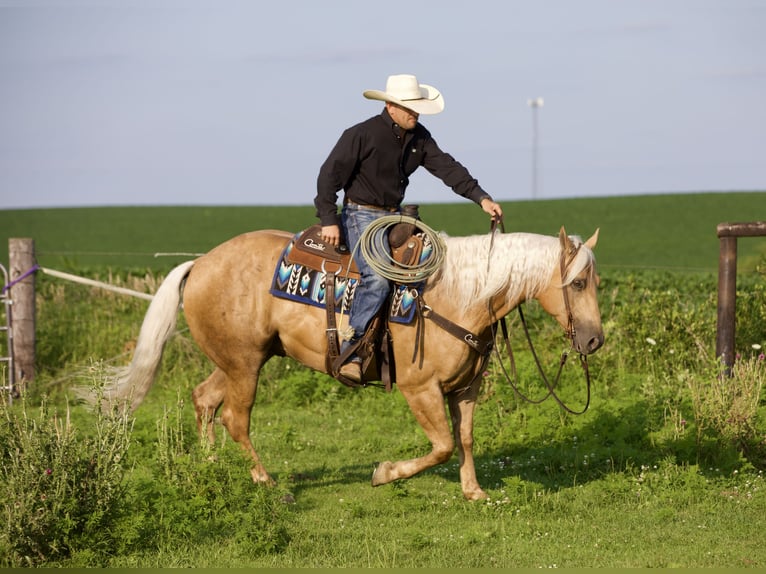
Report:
371,384,454,488
448,382,488,500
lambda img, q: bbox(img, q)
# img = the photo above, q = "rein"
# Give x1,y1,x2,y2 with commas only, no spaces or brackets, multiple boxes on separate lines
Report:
494,305,591,415
490,219,592,414
412,219,591,412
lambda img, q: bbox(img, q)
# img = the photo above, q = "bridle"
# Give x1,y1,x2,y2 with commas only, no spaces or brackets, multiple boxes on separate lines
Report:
487,220,592,415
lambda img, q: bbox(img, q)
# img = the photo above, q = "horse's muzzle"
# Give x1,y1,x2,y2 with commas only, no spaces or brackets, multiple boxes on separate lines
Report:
581,331,604,355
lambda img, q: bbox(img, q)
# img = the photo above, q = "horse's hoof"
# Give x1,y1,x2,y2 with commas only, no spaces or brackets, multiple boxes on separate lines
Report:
280,492,296,504
371,461,394,486
464,489,489,501
250,467,276,486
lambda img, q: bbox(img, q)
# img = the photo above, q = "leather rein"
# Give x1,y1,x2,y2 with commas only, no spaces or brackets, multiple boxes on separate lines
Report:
416,220,591,414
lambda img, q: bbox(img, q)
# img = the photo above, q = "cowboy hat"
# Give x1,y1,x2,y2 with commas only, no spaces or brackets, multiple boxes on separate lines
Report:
363,74,445,115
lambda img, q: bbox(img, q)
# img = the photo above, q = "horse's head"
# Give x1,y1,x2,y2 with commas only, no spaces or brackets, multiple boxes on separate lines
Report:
537,227,604,355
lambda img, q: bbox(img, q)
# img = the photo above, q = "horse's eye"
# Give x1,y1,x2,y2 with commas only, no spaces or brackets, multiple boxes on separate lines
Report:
571,279,586,291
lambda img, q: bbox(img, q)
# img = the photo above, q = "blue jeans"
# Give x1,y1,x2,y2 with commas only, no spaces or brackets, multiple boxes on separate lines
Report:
340,203,395,355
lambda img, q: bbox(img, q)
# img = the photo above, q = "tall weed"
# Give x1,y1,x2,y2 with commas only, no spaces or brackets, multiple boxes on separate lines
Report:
688,354,766,466
0,380,132,566
108,395,291,562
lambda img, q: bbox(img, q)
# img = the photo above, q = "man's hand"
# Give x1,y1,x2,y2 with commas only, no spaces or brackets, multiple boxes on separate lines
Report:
321,224,341,247
480,198,504,222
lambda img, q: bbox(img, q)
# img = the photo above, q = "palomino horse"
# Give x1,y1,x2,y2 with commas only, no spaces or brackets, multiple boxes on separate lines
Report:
103,226,603,500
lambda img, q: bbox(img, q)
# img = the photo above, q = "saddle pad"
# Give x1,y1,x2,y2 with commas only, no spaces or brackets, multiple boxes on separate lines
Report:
269,236,421,324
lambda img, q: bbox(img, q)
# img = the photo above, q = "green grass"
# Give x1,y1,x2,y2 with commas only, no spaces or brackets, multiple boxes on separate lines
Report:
1,191,765,273
0,205,318,274
120,404,763,569
1,192,765,567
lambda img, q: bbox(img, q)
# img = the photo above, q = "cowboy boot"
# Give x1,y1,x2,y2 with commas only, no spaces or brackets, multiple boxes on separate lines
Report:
339,359,362,383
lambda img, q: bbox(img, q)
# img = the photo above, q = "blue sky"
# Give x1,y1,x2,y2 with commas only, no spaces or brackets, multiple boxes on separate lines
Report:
1,0,764,209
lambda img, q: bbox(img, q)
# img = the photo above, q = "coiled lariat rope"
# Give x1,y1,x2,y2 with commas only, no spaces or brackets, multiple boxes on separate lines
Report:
354,215,447,283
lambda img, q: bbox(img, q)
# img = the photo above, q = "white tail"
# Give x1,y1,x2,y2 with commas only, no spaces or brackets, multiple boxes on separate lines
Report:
98,260,195,411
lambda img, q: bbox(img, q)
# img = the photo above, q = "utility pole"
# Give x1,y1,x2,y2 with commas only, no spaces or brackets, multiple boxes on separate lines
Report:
527,97,544,199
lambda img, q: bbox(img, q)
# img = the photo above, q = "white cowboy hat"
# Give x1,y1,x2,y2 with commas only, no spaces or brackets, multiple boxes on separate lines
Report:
363,74,445,115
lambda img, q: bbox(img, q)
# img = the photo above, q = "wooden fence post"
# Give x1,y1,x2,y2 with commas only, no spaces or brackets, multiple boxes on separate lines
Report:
716,235,737,372
716,221,766,374
8,238,36,389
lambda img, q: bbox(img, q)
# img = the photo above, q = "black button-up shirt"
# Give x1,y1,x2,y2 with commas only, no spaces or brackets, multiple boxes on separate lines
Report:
315,108,491,226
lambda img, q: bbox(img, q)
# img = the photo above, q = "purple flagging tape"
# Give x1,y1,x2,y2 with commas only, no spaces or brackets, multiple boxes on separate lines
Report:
1,264,40,295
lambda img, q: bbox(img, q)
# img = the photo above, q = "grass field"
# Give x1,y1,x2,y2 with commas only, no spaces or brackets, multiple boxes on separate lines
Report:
1,191,765,567
1,191,765,272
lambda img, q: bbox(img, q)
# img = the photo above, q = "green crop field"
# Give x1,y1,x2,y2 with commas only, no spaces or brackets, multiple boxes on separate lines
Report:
1,191,765,568
1,191,765,273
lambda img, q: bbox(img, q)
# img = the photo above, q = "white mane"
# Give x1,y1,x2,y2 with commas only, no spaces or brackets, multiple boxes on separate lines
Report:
428,231,595,306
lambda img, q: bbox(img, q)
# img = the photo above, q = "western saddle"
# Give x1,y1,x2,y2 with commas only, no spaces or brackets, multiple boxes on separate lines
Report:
286,208,424,389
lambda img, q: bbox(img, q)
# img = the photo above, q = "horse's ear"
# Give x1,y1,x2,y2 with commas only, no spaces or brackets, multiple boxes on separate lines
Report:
559,226,576,255
585,228,600,250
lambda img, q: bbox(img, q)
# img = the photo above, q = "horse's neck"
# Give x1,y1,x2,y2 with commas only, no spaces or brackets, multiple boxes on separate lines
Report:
424,233,557,330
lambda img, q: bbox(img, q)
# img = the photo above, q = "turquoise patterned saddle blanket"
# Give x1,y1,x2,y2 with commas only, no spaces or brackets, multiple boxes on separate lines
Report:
269,235,423,324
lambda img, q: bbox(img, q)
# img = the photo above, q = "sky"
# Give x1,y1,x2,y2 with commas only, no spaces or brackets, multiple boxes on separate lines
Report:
1,0,764,210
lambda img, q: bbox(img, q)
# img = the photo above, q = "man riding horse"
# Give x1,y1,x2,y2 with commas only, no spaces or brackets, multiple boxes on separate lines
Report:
314,74,504,383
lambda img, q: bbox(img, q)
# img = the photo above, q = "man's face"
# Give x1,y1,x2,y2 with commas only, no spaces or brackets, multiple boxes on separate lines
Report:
386,102,419,130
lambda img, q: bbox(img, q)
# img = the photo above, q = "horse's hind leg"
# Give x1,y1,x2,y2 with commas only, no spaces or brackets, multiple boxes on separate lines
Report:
192,362,274,484
448,383,488,501
218,364,275,485
192,368,226,444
